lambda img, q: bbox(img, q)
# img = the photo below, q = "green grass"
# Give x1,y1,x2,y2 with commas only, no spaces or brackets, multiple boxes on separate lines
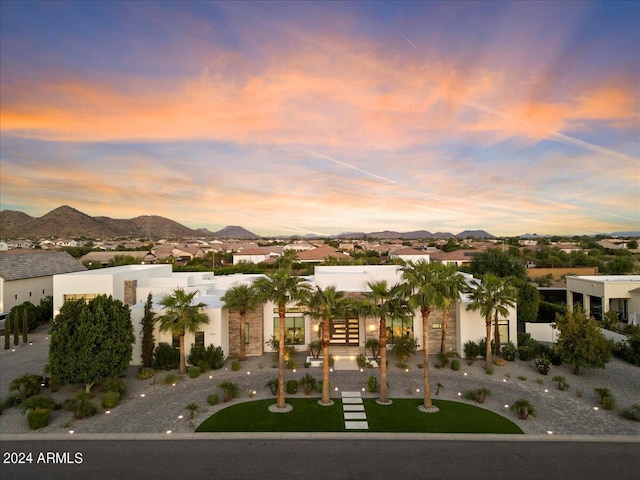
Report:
196,398,523,434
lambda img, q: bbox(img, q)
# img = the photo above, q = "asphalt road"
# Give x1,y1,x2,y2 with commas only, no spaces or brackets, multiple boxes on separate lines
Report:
1,438,638,480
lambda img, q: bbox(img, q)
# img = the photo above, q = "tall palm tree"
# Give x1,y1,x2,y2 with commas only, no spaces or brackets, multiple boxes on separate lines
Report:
156,288,209,375
302,285,348,406
221,284,260,361
436,264,467,354
360,280,408,405
466,274,517,371
402,261,442,411
253,268,311,410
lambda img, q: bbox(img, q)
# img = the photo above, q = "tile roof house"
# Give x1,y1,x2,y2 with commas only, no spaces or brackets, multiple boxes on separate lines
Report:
0,250,86,314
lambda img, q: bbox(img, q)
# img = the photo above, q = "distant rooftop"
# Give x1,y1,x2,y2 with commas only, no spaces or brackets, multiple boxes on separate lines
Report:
0,250,86,281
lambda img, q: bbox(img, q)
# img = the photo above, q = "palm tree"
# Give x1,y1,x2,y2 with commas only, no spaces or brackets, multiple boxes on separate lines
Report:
360,280,408,405
253,268,311,410
221,284,259,361
156,288,209,375
466,274,517,371
302,285,348,406
402,261,442,411
436,264,466,354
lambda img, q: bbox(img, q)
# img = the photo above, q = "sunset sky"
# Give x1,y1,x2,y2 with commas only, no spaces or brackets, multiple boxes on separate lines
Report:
1,1,638,236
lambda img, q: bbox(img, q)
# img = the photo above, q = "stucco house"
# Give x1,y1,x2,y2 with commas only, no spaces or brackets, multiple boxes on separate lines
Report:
566,275,640,323
52,264,518,365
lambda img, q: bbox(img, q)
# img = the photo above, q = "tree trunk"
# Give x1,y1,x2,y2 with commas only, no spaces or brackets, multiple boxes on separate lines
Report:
379,316,389,404
485,318,492,371
440,308,448,353
277,307,286,409
179,333,186,375
493,312,501,357
321,317,331,405
422,309,432,409
85,382,94,394
239,312,246,361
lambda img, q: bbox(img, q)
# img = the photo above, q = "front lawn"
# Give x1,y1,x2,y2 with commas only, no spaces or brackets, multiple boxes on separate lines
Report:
196,398,523,434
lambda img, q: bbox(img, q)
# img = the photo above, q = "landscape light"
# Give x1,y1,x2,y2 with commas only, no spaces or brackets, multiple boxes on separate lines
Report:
544,389,549,393
360,368,364,372
463,372,467,376
166,430,172,434
178,415,183,419
105,410,111,414
594,407,599,411
547,431,554,435
140,394,146,398
69,430,74,434
246,371,251,375
457,392,461,396
504,404,509,408
334,387,339,391
209,375,213,379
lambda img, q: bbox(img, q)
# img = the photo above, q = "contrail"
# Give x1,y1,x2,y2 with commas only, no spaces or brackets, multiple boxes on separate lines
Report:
401,34,418,49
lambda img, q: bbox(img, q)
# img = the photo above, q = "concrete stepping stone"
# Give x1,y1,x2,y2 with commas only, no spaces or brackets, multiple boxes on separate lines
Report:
345,421,369,430
343,404,365,411
344,412,367,420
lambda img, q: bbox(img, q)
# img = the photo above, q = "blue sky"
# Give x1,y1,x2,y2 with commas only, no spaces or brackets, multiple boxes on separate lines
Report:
1,1,638,236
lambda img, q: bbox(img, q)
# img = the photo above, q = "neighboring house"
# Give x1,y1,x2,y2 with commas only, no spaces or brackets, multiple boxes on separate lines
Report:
388,247,431,263
80,251,159,267
0,250,86,316
233,247,282,265
428,249,480,267
52,264,518,365
0,242,8,251
566,275,640,323
295,246,348,263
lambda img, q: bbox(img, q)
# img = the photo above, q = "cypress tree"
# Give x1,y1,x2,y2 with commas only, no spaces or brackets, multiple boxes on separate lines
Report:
22,309,29,343
13,313,20,345
140,293,155,368
4,312,11,349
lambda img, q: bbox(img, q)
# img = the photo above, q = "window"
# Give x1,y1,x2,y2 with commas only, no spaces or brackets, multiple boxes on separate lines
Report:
387,318,413,344
172,334,180,349
195,331,205,348
63,293,100,303
497,320,510,346
245,323,250,344
274,316,305,344
432,323,442,330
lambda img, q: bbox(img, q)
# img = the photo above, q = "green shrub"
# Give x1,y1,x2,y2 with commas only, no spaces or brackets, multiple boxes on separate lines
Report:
435,351,449,369
136,367,155,380
510,398,536,419
286,379,298,394
534,357,551,375
392,336,418,364
20,394,60,413
102,391,121,409
197,360,210,373
308,340,322,359
188,366,201,378
162,373,180,385
602,396,616,410
207,394,220,406
356,354,367,369
550,348,563,366
102,377,126,395
450,359,460,371
594,387,612,404
478,339,487,358
463,340,479,363
620,404,640,422
366,376,379,393
299,373,318,395
219,381,240,402
365,339,380,360
501,342,517,361
27,408,51,430
265,378,278,396
231,360,241,371
188,344,226,370
552,375,569,390
65,391,97,419
485,366,494,375
463,388,491,403
517,346,534,361
153,343,180,370
9,374,42,401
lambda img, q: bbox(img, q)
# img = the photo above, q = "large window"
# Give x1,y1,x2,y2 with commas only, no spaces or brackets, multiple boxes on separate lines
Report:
497,320,510,346
274,316,305,345
194,331,205,348
63,293,100,303
387,318,413,345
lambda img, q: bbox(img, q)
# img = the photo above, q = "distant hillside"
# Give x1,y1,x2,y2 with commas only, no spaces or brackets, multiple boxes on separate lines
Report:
338,230,455,239
212,225,261,239
456,230,495,239
0,206,247,239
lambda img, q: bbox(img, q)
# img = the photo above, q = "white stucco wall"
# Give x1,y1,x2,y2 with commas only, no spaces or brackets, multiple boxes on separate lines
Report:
1,276,53,314
525,322,560,343
456,301,518,358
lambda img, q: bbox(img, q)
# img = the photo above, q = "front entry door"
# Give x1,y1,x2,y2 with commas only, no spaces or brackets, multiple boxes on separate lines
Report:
330,318,359,345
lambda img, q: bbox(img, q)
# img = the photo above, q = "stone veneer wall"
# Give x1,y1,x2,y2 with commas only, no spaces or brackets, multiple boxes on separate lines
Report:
427,305,458,354
124,280,137,306
228,309,264,358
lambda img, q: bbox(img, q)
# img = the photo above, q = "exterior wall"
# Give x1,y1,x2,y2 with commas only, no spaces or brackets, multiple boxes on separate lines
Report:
566,275,640,319
526,322,559,343
456,301,518,358
1,276,52,314
228,308,264,358
526,267,597,279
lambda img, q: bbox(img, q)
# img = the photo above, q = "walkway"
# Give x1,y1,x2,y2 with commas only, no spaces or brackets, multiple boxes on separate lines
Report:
341,391,368,430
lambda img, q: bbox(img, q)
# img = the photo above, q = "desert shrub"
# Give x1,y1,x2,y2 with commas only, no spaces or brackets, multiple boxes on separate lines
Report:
501,342,517,361
188,366,201,378
231,360,241,371
478,339,487,358
510,398,536,420
3,392,22,409
392,336,418,364
356,354,367,368
102,391,121,409
451,359,460,371
366,376,379,393
188,344,226,370
103,377,126,395
594,387,612,404
185,403,200,420
463,388,491,404
550,348,563,366
620,404,640,422
517,346,534,361
286,379,298,394
162,373,180,385
136,367,155,380
463,341,479,363
197,360,210,373
602,396,616,411
207,393,220,406
219,381,240,402
534,357,551,375
27,408,51,430
552,375,569,390
153,343,180,370
299,373,317,395
9,374,42,402
20,394,60,413
435,351,449,369
612,333,640,366
65,391,97,419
